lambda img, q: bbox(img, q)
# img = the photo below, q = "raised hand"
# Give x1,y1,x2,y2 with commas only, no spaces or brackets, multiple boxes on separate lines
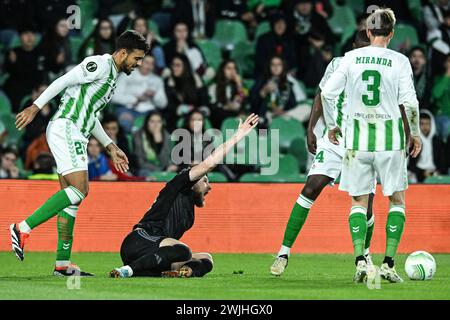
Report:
236,113,259,140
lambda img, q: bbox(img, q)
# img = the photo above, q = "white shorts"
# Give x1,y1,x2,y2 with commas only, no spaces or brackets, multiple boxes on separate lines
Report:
307,137,345,183
47,119,89,176
339,149,408,197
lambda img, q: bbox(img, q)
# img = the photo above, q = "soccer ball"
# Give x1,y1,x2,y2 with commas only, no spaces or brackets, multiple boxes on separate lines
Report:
404,251,436,280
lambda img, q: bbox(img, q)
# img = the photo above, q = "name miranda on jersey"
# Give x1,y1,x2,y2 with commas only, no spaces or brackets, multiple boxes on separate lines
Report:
355,56,393,67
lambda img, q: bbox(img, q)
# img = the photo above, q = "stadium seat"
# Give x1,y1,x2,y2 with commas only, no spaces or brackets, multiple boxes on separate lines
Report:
327,1,356,37
195,39,222,70
69,36,84,62
213,20,248,50
255,21,271,39
277,154,300,175
269,117,306,151
347,0,365,15
0,93,12,117
1,113,23,146
408,0,423,22
230,40,256,78
424,175,450,184
239,172,307,183
149,171,177,182
288,137,308,173
176,117,213,130
133,115,146,132
207,171,228,182
388,23,419,53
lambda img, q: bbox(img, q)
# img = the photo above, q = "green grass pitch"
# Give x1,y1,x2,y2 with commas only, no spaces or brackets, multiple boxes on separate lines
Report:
0,252,449,300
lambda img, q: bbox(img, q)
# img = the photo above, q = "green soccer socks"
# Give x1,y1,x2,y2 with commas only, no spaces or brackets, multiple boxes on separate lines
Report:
56,205,78,266
20,186,84,232
349,206,368,258
364,214,375,255
278,194,313,256
385,205,406,259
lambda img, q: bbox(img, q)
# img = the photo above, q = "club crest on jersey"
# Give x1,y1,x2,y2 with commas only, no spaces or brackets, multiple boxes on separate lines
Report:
86,62,97,72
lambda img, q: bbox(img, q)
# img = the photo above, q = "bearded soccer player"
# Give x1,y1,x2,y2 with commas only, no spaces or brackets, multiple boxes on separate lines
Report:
270,31,377,277
10,30,149,276
110,114,259,278
321,8,421,283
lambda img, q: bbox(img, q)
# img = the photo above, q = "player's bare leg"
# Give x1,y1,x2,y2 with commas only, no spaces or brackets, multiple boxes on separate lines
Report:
380,191,405,283
10,171,86,262
349,195,369,283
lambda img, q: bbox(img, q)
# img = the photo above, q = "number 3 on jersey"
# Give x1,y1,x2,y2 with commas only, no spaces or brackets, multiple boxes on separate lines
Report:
362,70,381,107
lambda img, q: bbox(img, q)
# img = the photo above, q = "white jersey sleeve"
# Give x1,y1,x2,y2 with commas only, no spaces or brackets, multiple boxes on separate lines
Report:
398,56,420,136
319,57,342,91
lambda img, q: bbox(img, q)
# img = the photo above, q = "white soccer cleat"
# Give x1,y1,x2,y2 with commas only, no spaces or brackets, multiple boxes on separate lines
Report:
353,260,368,283
270,254,288,276
380,263,404,283
365,254,374,267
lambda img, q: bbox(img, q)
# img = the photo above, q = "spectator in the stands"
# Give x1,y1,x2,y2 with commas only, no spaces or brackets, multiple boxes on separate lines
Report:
248,0,282,23
298,29,334,87
289,0,335,46
216,0,259,37
87,137,117,181
3,25,44,112
164,53,209,131
428,9,450,79
341,14,368,54
432,54,450,140
209,59,247,128
0,147,19,179
32,0,74,32
409,46,432,110
364,0,414,23
0,0,34,48
78,18,116,61
25,133,50,171
101,114,133,165
20,83,55,157
37,17,73,76
133,111,177,176
408,110,447,182
118,15,166,73
0,120,7,154
250,55,308,127
112,54,168,133
172,0,216,39
163,21,211,78
423,0,450,34
28,153,58,181
254,11,296,78
179,109,210,166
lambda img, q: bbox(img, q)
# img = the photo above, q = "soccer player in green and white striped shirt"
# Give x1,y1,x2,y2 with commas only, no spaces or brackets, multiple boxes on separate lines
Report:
321,8,422,283
10,30,149,276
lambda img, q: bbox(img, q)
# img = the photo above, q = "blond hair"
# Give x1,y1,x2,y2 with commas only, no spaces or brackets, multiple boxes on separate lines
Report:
366,8,396,37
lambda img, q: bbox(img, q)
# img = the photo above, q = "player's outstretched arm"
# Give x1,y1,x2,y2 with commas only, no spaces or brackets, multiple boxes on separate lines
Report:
189,114,259,181
307,92,324,154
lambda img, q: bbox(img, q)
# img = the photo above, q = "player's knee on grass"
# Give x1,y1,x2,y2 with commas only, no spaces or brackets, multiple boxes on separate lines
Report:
162,244,192,266
183,258,213,277
302,175,331,200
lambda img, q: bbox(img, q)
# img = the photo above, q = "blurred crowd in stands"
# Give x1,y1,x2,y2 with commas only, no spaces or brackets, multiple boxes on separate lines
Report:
0,0,450,183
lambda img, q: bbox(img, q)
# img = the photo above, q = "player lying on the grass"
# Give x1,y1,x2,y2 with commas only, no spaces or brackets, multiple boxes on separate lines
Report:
270,30,376,277
10,30,149,276
110,114,259,278
321,8,422,283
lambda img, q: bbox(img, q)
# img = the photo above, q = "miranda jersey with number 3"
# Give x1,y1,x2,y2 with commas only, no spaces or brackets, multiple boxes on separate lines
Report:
52,54,119,137
336,47,415,151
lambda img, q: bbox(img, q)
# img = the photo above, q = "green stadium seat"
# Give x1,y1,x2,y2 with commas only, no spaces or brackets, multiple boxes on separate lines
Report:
126,134,134,153
149,171,177,182
255,21,271,39
1,113,23,146
388,23,419,53
207,171,228,182
195,39,222,70
277,154,299,175
0,93,12,117
269,117,306,151
230,40,255,78
132,115,146,132
213,20,248,50
147,19,161,38
288,137,308,173
408,0,423,22
243,78,255,91
69,36,84,62
176,117,213,130
328,1,356,37
424,175,450,184
348,0,365,16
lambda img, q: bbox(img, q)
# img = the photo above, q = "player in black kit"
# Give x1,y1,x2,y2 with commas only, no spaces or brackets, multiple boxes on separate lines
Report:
110,114,259,278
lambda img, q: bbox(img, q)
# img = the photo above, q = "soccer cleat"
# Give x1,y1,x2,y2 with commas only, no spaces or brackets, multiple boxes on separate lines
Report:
380,263,404,283
9,223,29,261
109,268,132,278
270,254,288,276
353,260,368,283
161,265,193,278
54,263,94,277
365,254,374,267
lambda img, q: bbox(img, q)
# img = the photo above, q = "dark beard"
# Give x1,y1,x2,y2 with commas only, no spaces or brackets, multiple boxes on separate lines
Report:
193,192,204,207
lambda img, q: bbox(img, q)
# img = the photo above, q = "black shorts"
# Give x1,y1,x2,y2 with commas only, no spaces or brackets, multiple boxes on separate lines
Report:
120,228,165,265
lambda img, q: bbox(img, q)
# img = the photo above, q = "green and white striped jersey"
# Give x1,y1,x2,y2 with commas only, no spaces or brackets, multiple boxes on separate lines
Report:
321,46,419,152
50,54,118,137
319,57,346,141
